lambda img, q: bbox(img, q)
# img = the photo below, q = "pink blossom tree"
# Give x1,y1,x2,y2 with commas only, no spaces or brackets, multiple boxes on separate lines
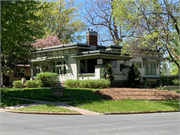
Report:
32,33,63,49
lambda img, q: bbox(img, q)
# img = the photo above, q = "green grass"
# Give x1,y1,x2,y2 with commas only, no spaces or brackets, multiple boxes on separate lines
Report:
70,99,179,113
1,87,179,113
1,96,34,107
1,87,101,102
1,87,60,102
13,104,79,113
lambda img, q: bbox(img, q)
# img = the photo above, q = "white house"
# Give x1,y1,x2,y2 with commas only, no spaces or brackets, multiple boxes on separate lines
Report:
30,30,162,88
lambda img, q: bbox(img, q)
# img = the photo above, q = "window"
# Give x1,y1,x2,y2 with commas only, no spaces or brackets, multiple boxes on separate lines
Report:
80,60,86,73
80,59,96,73
41,65,49,72
53,62,56,73
33,66,40,76
145,62,156,75
63,61,66,74
112,61,116,67
56,61,66,75
132,62,142,68
14,69,19,77
120,64,124,72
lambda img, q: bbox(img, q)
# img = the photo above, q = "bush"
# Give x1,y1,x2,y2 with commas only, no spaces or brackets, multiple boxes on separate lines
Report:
102,63,115,83
12,80,23,88
173,79,179,85
127,63,141,88
24,80,39,88
160,76,174,86
79,79,92,88
65,79,110,88
64,79,79,88
36,72,58,87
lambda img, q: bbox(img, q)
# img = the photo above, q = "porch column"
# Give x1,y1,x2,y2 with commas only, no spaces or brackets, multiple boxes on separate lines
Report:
30,63,34,79
95,59,104,79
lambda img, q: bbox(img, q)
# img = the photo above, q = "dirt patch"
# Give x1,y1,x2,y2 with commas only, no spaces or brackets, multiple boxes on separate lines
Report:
95,88,180,100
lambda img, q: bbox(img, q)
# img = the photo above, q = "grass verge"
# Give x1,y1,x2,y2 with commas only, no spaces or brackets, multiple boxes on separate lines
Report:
13,104,78,113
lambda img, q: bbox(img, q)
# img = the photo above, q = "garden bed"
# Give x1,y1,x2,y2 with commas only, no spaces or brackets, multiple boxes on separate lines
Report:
95,88,180,100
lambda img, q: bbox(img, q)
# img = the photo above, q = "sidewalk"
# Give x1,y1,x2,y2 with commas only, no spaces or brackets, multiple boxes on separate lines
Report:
0,97,102,115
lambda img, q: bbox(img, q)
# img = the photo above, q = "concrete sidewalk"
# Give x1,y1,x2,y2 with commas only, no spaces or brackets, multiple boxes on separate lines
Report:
0,97,102,115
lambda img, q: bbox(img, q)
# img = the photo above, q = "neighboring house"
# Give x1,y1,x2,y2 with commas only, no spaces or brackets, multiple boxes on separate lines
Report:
30,30,162,88
2,63,30,86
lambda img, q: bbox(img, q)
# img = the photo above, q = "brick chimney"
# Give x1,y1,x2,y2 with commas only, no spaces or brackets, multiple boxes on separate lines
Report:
86,29,97,50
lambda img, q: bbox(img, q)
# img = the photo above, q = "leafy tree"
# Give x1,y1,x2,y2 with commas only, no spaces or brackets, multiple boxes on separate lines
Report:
127,63,141,88
1,0,49,74
39,0,85,43
82,0,136,45
169,63,179,75
112,0,180,68
102,63,115,83
32,33,63,49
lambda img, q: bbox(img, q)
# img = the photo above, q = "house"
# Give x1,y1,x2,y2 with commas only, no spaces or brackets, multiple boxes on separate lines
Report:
30,30,162,88
2,63,30,86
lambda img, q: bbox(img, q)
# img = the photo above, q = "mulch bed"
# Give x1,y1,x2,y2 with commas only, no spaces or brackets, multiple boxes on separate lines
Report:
95,88,180,100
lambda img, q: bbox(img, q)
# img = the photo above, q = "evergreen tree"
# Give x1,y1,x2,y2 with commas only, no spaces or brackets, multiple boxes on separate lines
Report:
102,63,115,83
127,63,141,88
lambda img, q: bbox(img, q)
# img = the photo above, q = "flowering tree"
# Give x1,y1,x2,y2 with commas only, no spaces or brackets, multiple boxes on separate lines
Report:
32,33,63,49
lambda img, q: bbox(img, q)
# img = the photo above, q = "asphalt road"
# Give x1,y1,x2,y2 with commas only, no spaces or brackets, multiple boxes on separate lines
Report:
0,112,179,135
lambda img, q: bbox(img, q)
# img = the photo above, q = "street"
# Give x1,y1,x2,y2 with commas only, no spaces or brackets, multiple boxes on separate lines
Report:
1,112,180,135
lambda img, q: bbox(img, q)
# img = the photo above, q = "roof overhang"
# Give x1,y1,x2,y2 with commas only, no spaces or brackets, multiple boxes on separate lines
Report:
31,43,90,53
72,53,131,60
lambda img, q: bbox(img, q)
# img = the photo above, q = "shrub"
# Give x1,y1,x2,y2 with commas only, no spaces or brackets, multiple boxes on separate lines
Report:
24,80,39,88
36,72,58,87
127,63,141,88
160,76,174,86
79,79,91,88
102,63,115,83
12,80,23,88
65,79,79,88
173,79,179,85
65,79,110,88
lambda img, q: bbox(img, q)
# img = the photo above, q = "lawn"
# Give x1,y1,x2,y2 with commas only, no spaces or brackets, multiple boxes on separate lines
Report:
70,99,179,113
1,87,179,113
13,104,79,113
1,96,34,107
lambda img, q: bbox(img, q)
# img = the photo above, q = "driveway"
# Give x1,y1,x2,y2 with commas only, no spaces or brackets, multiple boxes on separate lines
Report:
1,112,179,135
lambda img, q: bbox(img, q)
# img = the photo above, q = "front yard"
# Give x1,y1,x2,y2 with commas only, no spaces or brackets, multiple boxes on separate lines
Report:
1,87,179,113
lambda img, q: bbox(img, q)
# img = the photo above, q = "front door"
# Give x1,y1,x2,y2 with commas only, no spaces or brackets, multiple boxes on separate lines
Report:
4,76,9,86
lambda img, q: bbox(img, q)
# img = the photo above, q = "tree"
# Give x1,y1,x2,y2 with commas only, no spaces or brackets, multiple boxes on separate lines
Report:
169,63,179,75
32,33,63,49
102,63,115,83
1,0,49,74
127,63,141,88
39,0,85,43
112,0,180,68
82,0,137,45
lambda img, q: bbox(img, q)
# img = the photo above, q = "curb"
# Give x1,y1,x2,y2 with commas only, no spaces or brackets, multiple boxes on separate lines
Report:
4,110,180,115
104,110,180,115
7,110,82,115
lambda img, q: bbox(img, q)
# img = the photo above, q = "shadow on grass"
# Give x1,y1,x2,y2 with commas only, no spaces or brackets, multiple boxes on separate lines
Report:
1,88,104,105
1,97,34,107
157,100,180,110
62,88,104,106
